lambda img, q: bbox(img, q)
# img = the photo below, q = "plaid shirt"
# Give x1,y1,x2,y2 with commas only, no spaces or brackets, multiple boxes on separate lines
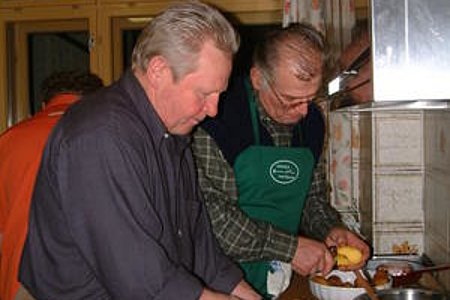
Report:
192,103,341,263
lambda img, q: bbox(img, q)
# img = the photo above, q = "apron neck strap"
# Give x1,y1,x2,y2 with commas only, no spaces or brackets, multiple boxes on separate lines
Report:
244,77,261,145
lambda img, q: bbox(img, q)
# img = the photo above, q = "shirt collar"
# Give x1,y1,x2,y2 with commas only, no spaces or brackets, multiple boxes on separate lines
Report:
45,93,79,108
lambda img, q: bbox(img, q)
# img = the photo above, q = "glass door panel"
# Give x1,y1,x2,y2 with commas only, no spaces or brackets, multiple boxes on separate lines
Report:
111,17,150,81
9,19,89,124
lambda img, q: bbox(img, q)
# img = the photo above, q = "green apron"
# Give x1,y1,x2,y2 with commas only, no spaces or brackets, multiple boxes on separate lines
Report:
234,81,315,298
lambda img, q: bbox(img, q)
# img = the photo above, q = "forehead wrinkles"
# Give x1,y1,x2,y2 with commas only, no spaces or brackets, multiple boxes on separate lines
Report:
278,40,322,81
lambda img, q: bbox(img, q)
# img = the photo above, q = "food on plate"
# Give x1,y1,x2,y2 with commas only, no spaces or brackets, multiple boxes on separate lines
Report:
327,275,346,287
376,262,412,277
311,268,389,288
372,268,390,286
336,246,363,267
376,262,416,286
311,275,330,286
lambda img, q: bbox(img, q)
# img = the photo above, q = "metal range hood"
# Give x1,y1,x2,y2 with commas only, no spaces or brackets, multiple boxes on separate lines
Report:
329,0,450,111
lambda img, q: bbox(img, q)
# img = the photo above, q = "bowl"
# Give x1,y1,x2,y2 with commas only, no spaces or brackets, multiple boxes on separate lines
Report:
309,270,392,300
365,256,426,287
366,255,425,272
353,288,448,300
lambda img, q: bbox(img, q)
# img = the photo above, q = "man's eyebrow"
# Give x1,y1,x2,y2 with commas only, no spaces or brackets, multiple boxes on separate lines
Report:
279,91,318,100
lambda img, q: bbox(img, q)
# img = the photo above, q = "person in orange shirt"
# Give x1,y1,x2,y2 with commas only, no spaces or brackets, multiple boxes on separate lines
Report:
0,70,103,300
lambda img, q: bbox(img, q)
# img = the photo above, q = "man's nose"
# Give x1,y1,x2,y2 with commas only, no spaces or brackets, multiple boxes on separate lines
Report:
296,102,309,116
204,94,220,117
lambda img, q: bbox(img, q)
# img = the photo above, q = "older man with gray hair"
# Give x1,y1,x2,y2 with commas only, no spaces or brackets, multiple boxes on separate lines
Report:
19,2,260,300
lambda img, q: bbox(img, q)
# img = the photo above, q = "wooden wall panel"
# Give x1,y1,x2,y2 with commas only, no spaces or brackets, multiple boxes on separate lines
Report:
0,0,95,9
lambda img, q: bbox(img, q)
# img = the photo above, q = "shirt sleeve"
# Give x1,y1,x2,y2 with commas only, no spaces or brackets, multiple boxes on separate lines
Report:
192,127,297,263
300,155,343,240
55,128,204,299
191,188,244,293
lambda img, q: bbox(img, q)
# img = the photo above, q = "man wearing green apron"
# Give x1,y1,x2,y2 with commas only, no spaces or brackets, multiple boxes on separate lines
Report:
193,24,370,299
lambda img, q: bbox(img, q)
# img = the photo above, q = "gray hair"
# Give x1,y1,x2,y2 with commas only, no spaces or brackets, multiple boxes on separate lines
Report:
132,1,239,82
253,23,325,85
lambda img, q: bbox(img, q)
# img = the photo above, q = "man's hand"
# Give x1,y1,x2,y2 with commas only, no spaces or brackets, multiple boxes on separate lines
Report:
291,236,335,276
231,280,262,300
324,226,371,270
199,288,240,299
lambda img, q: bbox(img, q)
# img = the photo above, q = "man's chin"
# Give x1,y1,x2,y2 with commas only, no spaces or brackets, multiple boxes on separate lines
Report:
168,126,195,136
276,116,303,125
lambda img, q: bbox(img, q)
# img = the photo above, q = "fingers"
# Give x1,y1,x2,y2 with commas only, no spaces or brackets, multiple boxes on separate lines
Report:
325,227,349,247
312,247,335,275
322,249,336,275
291,237,336,276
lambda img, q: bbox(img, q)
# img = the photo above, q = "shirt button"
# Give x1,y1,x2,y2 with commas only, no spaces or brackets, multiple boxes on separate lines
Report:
164,133,169,139
177,229,182,237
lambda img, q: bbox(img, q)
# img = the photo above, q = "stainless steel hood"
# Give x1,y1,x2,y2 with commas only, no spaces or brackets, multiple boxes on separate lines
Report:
329,0,450,111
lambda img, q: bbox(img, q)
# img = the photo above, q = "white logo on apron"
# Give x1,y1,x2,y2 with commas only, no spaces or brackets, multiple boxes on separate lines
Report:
269,160,299,185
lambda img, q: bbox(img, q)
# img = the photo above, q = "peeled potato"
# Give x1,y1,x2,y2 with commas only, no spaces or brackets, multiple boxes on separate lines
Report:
336,246,363,267
336,254,350,266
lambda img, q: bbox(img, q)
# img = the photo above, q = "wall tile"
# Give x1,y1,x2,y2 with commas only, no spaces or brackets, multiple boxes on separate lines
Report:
374,174,424,223
425,111,450,173
374,112,423,167
424,173,449,246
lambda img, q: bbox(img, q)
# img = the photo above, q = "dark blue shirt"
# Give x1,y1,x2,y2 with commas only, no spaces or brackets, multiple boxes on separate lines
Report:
19,71,242,299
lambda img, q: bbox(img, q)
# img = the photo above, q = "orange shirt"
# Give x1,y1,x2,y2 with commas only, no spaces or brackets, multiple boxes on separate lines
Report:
0,94,79,300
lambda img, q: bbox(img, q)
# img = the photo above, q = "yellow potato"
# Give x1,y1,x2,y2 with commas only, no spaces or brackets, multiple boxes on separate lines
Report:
336,246,362,267
336,254,350,266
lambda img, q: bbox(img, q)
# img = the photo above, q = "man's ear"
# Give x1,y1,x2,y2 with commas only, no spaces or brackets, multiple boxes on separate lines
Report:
146,55,170,84
250,66,263,90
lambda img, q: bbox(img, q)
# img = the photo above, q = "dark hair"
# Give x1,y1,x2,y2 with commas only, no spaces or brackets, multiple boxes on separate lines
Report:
40,70,104,104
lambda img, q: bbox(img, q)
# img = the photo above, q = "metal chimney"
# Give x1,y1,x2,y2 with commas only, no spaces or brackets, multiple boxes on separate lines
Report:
372,0,450,102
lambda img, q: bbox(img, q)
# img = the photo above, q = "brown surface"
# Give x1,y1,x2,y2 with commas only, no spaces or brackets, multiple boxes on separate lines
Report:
278,273,319,300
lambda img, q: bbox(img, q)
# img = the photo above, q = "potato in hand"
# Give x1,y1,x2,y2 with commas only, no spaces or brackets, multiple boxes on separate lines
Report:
336,246,363,267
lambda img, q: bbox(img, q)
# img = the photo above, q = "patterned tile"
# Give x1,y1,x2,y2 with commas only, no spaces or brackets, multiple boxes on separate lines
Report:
374,112,423,167
374,173,424,223
329,108,450,266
